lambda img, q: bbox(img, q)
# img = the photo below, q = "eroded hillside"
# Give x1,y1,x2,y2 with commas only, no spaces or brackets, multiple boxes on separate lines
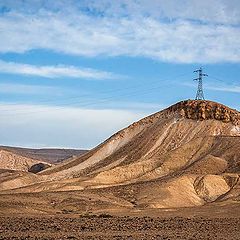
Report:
0,100,239,212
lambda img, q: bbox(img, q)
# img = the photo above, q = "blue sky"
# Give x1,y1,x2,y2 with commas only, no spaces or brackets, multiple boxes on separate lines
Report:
0,0,239,149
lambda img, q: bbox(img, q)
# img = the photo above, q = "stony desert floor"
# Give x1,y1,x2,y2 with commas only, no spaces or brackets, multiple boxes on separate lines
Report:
0,215,239,240
0,204,239,240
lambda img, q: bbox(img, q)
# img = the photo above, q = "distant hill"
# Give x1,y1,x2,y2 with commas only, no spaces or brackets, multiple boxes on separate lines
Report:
0,149,51,172
0,146,88,164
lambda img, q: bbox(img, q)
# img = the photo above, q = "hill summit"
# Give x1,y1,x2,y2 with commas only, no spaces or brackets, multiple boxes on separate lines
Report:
167,100,240,124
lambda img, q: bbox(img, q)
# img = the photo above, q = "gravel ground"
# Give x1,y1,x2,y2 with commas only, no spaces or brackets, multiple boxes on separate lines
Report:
0,215,239,240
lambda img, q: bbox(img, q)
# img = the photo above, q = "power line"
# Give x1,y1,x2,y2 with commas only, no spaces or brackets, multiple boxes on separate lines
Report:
0,72,190,110
0,72,191,117
207,75,236,85
0,82,173,117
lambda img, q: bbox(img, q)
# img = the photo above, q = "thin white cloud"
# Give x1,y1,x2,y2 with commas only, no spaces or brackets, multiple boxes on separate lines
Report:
0,60,118,79
206,85,240,93
183,82,240,93
0,2,239,63
0,103,145,149
0,82,65,95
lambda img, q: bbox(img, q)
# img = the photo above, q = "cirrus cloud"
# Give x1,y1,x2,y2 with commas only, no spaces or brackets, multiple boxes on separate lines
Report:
0,60,119,79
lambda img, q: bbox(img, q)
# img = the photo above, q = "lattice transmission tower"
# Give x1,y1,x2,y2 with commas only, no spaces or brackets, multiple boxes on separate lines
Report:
193,67,208,100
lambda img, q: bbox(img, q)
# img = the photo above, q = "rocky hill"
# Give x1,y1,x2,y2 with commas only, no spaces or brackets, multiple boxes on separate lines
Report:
0,100,239,212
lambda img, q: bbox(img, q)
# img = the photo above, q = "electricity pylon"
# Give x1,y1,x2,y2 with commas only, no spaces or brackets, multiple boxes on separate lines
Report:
194,67,208,100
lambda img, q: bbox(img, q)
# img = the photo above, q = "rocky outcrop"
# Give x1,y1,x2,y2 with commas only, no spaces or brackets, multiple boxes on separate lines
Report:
168,100,240,124
28,163,51,174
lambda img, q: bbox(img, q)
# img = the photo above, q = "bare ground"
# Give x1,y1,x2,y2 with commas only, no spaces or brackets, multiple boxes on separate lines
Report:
0,215,239,240
0,204,240,240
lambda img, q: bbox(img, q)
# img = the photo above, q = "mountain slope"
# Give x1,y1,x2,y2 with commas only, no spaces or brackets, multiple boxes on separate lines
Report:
39,100,240,181
0,100,239,211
